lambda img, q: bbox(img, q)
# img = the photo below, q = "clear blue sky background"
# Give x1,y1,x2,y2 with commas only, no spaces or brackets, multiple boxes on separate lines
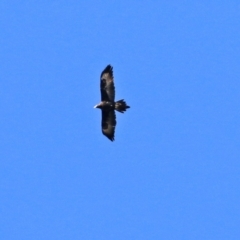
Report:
1,1,240,239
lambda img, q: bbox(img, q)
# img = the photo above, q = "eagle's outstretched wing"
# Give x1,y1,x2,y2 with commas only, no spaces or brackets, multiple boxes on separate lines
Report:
101,110,116,141
100,65,115,102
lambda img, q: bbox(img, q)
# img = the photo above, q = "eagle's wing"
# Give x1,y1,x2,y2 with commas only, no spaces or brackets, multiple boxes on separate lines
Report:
100,65,115,102
101,110,116,141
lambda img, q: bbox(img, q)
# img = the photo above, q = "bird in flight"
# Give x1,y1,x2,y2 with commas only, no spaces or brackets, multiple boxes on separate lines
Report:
94,65,130,141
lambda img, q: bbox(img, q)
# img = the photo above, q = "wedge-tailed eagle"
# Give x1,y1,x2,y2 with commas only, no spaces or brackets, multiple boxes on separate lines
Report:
94,65,130,141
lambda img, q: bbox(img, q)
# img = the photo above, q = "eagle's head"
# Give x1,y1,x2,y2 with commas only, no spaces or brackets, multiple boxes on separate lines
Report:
94,102,102,109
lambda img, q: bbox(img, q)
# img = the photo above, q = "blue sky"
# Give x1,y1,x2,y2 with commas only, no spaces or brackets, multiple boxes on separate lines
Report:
1,1,240,239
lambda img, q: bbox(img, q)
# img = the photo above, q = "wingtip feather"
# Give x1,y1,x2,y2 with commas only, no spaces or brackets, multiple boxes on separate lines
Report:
101,64,113,77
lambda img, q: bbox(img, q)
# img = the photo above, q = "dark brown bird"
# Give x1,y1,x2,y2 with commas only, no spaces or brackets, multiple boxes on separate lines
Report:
94,65,130,141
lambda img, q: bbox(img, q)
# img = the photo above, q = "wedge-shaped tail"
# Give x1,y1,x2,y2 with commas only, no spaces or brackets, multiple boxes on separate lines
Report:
115,99,130,113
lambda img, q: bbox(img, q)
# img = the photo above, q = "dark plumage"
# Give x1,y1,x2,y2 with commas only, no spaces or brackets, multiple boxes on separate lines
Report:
94,65,130,141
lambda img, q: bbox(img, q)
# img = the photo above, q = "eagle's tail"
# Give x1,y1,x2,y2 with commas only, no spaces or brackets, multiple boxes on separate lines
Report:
115,99,130,113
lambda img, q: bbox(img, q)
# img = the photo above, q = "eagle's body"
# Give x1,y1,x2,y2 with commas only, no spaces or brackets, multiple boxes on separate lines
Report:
94,65,130,141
